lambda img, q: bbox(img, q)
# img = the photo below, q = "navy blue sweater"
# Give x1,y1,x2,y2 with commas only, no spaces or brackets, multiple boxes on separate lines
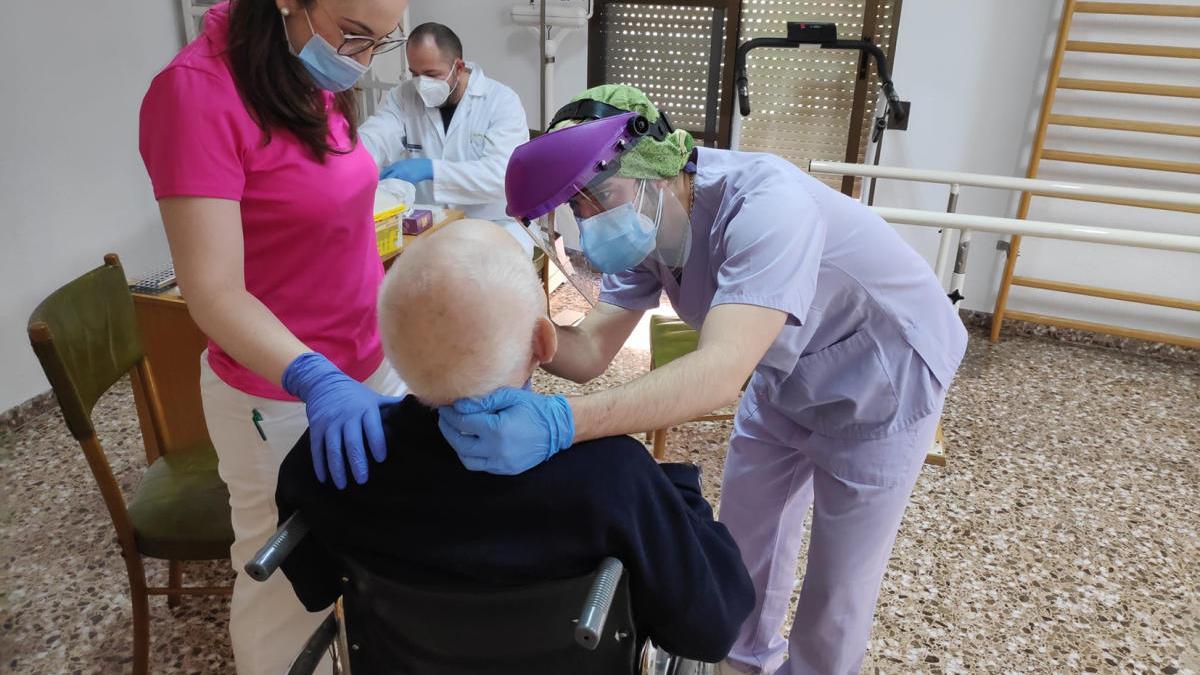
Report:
276,396,754,662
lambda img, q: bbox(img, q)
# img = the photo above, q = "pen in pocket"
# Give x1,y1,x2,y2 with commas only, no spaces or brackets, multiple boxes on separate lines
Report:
251,408,267,441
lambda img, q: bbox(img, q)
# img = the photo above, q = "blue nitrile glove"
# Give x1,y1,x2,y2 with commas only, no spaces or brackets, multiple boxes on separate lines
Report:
282,352,404,489
379,157,433,183
437,387,575,475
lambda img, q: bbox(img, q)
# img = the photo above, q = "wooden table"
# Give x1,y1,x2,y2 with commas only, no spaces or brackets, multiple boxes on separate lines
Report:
131,209,464,457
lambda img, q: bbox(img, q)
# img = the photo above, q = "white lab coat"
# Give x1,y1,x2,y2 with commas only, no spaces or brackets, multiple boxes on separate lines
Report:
359,63,532,252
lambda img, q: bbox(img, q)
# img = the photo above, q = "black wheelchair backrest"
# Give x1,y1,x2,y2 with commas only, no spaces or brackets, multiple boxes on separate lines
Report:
338,557,641,675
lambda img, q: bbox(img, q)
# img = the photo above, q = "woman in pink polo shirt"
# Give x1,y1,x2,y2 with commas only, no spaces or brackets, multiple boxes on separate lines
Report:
139,0,406,671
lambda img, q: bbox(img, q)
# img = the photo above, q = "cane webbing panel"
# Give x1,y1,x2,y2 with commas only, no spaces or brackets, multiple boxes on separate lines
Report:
591,2,735,146
737,0,900,184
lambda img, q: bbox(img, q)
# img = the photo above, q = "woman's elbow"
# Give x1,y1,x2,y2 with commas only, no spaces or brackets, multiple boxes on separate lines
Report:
179,283,242,335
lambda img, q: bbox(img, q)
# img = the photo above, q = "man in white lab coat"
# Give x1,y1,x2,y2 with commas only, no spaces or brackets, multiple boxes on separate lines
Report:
359,22,532,253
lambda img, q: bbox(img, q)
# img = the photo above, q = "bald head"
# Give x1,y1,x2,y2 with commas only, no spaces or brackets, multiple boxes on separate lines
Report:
378,220,552,406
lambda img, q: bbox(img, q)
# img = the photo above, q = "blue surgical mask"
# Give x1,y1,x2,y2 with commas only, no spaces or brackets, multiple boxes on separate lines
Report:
578,183,662,274
285,9,368,92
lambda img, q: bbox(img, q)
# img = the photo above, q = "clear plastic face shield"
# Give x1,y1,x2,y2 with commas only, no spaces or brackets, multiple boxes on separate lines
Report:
519,167,693,308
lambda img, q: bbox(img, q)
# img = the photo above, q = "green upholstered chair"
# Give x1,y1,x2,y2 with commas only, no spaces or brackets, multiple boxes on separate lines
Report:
647,314,946,466
27,254,234,675
647,315,738,460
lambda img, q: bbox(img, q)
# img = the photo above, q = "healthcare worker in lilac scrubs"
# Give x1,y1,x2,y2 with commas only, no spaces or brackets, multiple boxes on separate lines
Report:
438,85,968,675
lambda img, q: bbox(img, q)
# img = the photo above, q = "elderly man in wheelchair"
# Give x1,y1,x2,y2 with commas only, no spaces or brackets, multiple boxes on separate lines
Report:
250,220,754,674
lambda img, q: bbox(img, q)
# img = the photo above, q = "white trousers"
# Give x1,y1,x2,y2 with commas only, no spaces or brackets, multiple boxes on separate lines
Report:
200,353,406,675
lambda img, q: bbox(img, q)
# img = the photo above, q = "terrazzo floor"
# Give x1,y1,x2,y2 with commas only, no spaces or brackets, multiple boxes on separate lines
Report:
1,291,1197,674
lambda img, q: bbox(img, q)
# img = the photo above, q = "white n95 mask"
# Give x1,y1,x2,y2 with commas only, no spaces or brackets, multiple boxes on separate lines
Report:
416,65,458,108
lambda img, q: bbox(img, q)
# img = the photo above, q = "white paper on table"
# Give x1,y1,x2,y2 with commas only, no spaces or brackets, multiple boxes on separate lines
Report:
374,179,417,215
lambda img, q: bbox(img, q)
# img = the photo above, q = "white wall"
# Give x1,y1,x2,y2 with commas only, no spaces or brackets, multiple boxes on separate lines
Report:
870,0,1199,338
1012,4,1199,338
407,0,589,130
0,1,183,412
863,0,1059,316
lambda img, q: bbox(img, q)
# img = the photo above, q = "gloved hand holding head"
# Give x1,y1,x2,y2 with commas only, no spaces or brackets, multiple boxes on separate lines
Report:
377,219,556,407
379,220,573,474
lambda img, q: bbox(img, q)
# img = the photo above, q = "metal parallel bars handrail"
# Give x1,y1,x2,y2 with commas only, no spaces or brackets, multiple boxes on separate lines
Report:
808,160,1200,210
808,160,1200,349
871,207,1200,254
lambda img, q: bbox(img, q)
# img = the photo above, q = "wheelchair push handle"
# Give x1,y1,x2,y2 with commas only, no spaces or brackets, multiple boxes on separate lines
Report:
246,513,310,582
575,557,624,650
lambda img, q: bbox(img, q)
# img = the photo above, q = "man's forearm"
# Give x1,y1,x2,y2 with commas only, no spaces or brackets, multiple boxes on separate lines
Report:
569,347,743,442
566,304,785,441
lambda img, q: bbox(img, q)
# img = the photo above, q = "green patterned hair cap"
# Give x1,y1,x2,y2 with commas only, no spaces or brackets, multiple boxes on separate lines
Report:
550,84,694,180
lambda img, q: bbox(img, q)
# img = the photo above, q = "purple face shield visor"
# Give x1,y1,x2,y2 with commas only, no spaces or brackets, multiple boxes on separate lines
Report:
503,112,653,306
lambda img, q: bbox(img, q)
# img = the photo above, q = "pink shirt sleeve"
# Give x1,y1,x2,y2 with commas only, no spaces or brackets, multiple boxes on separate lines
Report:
139,66,248,201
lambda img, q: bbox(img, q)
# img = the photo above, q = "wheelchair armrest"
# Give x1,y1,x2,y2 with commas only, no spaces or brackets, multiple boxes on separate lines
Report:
575,557,625,650
245,513,310,582
286,611,339,675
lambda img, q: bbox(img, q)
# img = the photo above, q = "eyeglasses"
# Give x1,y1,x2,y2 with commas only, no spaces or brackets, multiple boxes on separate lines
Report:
310,1,406,57
336,25,406,57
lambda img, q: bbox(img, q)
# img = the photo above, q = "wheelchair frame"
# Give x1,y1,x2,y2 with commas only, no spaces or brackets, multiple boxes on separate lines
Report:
248,514,710,674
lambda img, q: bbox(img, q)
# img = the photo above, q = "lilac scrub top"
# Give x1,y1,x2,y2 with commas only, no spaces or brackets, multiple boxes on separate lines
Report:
599,147,969,440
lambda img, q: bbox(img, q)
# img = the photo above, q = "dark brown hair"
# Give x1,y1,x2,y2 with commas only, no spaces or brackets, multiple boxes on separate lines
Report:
409,22,462,61
226,0,358,161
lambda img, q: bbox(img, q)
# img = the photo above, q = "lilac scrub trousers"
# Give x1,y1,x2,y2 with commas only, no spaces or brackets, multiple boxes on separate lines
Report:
599,147,969,674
